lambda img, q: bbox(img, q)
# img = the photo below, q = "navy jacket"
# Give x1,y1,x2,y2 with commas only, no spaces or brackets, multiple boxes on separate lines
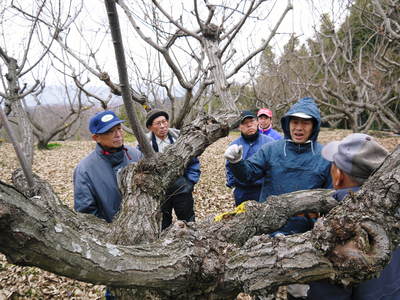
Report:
144,129,201,194
259,127,282,140
308,187,400,300
229,97,332,203
74,144,142,223
226,133,274,205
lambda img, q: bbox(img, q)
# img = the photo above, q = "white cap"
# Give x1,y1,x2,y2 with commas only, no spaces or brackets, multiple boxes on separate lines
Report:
290,112,312,119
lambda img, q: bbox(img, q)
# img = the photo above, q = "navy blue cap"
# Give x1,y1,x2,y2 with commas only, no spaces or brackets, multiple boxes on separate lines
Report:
89,110,125,134
240,110,257,123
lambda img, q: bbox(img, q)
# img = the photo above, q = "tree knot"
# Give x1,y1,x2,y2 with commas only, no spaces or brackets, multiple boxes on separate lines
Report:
202,23,223,41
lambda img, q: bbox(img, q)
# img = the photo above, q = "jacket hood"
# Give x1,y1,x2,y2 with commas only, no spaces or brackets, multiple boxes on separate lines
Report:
280,97,321,142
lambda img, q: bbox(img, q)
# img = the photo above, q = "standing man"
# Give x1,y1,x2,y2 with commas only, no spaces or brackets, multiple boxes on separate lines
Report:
145,109,201,230
74,110,142,223
307,133,398,300
224,97,332,235
226,110,274,206
257,108,282,140
225,97,332,299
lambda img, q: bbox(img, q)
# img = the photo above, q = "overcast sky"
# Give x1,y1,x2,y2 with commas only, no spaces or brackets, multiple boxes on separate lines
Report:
1,0,350,104
271,0,348,53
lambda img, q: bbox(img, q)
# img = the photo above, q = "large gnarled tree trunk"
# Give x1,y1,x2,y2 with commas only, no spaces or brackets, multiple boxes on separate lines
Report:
0,115,399,299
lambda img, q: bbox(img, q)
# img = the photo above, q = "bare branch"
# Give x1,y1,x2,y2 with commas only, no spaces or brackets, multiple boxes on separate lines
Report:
226,1,293,79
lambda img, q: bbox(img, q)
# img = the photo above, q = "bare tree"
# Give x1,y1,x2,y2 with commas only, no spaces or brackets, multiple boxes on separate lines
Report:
0,0,84,184
0,114,399,298
27,83,92,149
253,1,399,132
1,1,400,299
118,0,293,127
0,0,49,184
308,11,400,132
36,1,293,129
253,39,311,122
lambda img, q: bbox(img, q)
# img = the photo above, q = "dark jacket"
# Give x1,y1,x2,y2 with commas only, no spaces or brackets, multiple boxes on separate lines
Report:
74,144,142,223
144,128,201,193
229,97,332,203
308,187,400,300
259,127,282,140
226,133,274,205
353,248,400,299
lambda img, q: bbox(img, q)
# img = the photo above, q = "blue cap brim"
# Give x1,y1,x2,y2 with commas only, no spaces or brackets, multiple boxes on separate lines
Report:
95,120,125,134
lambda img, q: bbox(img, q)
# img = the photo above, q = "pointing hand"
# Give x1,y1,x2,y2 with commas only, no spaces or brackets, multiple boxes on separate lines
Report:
224,144,243,164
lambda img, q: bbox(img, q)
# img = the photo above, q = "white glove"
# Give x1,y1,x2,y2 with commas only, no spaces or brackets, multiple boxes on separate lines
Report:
224,144,243,164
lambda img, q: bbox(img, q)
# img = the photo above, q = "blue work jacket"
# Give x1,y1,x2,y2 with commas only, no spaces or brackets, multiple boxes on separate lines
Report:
229,97,332,203
74,144,142,222
226,133,274,205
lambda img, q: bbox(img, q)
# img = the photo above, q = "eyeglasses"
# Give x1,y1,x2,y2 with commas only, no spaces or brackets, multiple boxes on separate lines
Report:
152,119,168,127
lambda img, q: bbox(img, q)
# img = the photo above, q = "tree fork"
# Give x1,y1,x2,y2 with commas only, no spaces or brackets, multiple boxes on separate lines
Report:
0,115,399,298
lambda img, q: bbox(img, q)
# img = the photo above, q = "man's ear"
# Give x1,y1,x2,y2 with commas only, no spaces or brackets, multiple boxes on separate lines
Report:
334,167,344,187
92,134,99,142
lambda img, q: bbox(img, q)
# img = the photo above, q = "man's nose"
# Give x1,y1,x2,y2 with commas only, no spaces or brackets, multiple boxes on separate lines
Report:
294,123,303,130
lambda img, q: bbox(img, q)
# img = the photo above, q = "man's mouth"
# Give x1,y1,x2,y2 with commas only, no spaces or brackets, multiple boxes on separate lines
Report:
293,133,304,139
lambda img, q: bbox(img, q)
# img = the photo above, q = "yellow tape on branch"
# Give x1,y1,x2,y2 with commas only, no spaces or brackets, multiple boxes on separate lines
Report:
214,201,247,222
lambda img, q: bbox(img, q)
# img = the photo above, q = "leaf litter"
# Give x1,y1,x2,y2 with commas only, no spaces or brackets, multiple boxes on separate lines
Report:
0,130,398,299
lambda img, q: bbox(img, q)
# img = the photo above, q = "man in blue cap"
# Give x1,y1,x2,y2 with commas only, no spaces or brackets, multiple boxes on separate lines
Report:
73,110,142,223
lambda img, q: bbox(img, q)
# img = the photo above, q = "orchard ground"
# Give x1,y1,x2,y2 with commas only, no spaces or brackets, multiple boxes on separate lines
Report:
0,129,399,299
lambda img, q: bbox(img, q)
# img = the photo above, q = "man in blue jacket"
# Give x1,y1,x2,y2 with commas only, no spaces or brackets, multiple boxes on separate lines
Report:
224,97,332,235
307,133,398,300
226,110,274,206
74,110,142,300
257,108,282,140
145,109,201,230
74,110,142,223
225,97,332,299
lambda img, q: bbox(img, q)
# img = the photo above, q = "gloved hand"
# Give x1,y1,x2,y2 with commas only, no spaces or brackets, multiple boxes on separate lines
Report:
224,144,243,164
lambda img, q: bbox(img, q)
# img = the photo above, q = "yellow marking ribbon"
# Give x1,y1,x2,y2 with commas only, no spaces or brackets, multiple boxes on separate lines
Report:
214,201,247,222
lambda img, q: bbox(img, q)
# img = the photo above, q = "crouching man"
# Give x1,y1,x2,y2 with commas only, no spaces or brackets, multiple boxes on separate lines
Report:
306,133,399,300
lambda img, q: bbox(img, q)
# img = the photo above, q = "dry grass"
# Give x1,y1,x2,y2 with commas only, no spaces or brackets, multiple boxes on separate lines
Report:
0,130,399,299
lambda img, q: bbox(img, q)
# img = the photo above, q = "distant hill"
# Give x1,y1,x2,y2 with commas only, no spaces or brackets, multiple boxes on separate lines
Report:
24,85,123,107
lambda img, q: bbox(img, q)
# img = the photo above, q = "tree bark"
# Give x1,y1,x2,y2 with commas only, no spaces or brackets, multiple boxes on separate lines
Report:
0,115,399,299
4,58,35,169
104,0,155,158
202,37,237,113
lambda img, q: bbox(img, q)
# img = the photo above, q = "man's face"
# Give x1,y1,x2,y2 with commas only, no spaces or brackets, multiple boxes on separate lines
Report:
239,117,258,136
258,115,271,129
92,124,124,148
289,117,314,144
148,115,169,139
